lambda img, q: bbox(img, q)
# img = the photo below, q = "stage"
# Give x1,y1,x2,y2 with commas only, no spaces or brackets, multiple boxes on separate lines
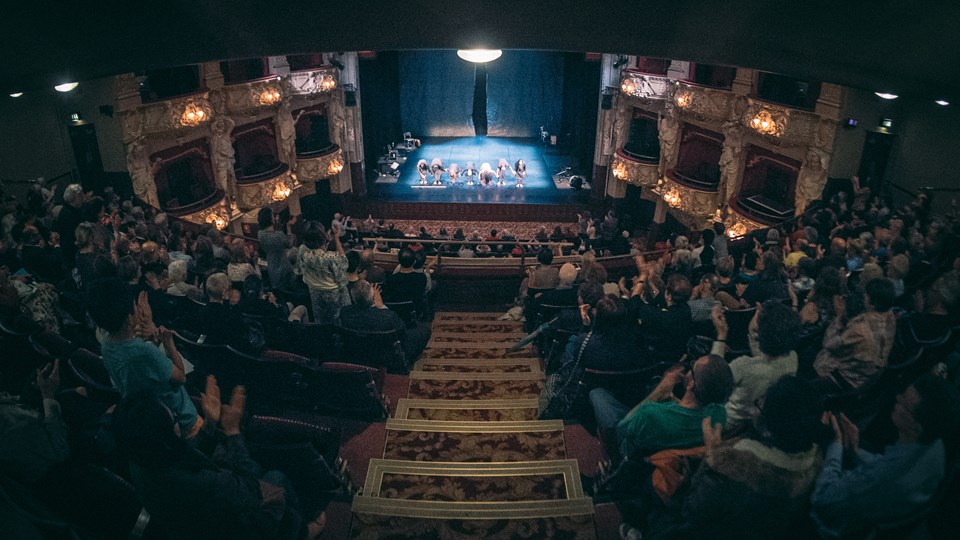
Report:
368,137,590,205
357,137,592,222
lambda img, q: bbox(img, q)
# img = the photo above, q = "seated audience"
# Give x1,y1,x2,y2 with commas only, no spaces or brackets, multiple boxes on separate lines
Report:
239,275,308,323
740,251,789,306
527,247,560,290
687,273,720,322
226,241,260,284
384,247,428,314
632,273,694,364
0,360,69,484
589,353,733,460
810,375,960,538
339,280,430,361
890,273,958,363
166,259,199,298
536,263,579,307
640,376,824,540
112,379,326,539
196,273,258,354
814,278,897,388
712,301,801,433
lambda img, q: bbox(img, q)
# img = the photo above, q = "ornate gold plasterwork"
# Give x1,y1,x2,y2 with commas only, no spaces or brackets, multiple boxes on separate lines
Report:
223,77,284,114
119,93,214,140
742,100,787,139
294,145,344,181
674,82,738,123
178,194,230,228
285,67,339,97
235,169,299,210
619,72,672,101
611,149,660,187
659,173,721,218
725,208,769,240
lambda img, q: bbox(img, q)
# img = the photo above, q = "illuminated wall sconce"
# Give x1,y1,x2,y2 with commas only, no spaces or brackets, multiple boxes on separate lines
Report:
675,92,692,109
750,110,779,136
259,87,282,105
272,178,292,201
620,78,638,96
179,101,208,127
205,206,230,230
611,159,628,180
663,186,682,208
727,221,747,239
327,155,344,175
320,74,337,92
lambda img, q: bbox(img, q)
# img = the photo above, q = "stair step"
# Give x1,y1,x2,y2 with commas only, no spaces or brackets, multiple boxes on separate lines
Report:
394,398,540,421
383,418,564,462
414,358,541,373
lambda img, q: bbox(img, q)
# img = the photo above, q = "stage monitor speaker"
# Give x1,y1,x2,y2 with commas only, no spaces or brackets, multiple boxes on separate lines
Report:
601,92,613,110
345,89,357,107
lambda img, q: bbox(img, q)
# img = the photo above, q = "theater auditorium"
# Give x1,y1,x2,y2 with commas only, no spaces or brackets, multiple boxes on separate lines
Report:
2,1,960,538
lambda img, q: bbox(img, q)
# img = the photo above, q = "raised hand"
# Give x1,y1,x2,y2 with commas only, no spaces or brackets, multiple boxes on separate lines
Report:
36,359,61,399
200,375,221,426
711,305,728,340
220,385,246,436
702,417,723,449
838,413,859,453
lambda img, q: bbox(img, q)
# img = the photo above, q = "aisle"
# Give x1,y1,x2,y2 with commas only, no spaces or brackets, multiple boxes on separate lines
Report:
349,312,596,538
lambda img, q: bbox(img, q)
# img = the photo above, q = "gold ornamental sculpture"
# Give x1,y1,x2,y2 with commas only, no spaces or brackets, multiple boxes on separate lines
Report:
610,150,660,187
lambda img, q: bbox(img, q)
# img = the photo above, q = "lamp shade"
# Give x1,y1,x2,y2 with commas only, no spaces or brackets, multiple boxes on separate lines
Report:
457,49,502,63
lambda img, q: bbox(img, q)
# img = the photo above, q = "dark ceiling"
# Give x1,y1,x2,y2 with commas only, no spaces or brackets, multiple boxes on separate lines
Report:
2,0,956,100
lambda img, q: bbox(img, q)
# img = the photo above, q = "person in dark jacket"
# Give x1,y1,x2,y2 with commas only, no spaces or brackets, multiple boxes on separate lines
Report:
340,279,430,361
112,378,326,539
632,274,694,364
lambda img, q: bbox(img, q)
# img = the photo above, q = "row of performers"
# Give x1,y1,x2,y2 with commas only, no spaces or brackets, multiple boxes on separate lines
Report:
417,158,527,187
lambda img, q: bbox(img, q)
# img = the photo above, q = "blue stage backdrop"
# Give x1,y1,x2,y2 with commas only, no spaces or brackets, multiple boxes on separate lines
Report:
399,50,564,138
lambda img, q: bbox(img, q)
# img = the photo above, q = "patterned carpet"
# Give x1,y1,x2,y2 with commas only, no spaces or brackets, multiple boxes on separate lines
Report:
351,312,595,538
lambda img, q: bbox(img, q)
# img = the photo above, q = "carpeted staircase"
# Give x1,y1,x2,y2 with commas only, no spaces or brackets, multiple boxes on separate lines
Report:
350,312,596,538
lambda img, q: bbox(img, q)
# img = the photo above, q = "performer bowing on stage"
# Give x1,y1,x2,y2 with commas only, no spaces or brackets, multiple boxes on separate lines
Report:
430,158,445,185
416,159,430,185
514,159,527,188
496,159,512,186
464,162,477,186
479,162,495,186
448,163,460,185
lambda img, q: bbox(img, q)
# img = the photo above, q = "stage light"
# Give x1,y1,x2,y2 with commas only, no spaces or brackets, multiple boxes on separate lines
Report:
457,49,502,63
9,92,22,98
55,82,79,93
935,100,950,106
874,92,898,100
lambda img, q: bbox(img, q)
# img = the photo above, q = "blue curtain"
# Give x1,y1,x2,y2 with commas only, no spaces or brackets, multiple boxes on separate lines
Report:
486,51,564,138
398,50,565,138
399,51,475,137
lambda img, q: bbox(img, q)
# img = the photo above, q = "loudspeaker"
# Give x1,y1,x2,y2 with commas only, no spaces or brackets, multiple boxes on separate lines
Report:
345,89,357,107
601,92,613,110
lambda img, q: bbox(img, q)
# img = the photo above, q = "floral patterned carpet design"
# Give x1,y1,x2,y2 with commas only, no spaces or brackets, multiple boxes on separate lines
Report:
351,312,595,538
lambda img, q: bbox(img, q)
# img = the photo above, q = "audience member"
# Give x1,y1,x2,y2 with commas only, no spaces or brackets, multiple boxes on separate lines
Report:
712,301,800,432
297,221,347,324
590,354,733,460
814,278,897,388
86,278,199,437
810,375,960,538
339,280,430,360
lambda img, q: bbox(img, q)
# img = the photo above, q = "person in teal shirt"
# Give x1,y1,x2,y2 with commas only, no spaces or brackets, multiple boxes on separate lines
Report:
87,278,199,438
590,354,733,459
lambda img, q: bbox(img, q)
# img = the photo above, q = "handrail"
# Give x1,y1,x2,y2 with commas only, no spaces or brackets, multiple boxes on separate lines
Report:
361,236,575,247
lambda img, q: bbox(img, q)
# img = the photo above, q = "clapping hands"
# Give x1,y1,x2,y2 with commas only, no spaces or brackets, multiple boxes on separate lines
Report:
200,375,246,436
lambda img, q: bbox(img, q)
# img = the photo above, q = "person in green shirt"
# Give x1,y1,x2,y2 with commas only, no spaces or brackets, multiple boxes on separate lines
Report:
590,354,733,459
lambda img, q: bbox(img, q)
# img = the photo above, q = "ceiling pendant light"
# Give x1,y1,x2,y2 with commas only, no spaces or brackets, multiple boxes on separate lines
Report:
457,49,503,63
935,100,950,106
55,82,79,92
9,92,23,98
874,92,898,100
